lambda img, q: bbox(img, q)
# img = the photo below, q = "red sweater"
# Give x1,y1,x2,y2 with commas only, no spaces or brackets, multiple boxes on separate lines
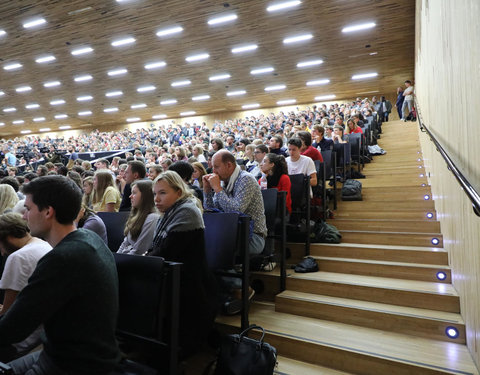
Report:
259,174,292,213
301,146,323,161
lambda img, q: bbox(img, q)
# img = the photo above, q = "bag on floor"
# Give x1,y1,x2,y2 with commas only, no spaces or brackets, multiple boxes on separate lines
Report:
313,221,342,243
341,179,362,201
294,256,319,273
368,145,386,155
204,325,277,375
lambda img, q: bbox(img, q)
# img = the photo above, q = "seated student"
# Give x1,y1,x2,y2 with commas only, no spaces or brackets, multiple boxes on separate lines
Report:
297,131,323,162
345,118,363,135
248,144,268,179
192,144,207,163
0,185,19,215
285,138,317,187
117,180,159,255
259,153,292,213
120,160,147,212
191,162,207,188
0,176,121,374
311,125,334,151
0,213,52,362
169,161,204,204
332,125,348,144
147,171,217,358
75,204,108,245
268,135,289,158
92,170,122,212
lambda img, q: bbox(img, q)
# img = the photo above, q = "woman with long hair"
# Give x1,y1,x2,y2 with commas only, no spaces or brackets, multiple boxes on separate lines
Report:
259,153,292,213
117,180,159,255
148,171,216,358
0,184,19,215
191,161,207,188
75,204,108,244
344,118,363,135
82,177,94,208
91,170,121,212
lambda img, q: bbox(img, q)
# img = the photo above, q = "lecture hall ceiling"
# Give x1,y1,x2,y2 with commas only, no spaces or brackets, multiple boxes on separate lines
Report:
0,0,415,136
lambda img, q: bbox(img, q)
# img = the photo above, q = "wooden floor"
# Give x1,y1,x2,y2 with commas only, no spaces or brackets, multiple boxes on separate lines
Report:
212,120,480,375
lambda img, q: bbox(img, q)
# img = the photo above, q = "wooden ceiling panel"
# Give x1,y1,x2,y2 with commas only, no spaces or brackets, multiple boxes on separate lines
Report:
0,0,415,136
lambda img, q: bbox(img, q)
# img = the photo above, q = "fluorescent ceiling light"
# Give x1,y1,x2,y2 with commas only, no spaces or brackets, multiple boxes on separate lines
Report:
277,99,296,105
3,63,22,71
171,80,191,87
74,74,93,82
106,90,123,97
0,30,6,37
59,125,71,129
111,37,136,47
227,90,246,96
192,95,210,101
107,68,128,76
71,46,94,56
160,99,177,105
35,55,56,63
342,22,376,33
267,1,301,12
283,33,313,44
77,95,93,101
265,84,286,91
315,94,336,101
231,44,257,54
16,86,32,93
297,59,323,68
242,104,260,109
208,14,238,26
251,67,274,75
23,18,47,29
209,74,230,81
137,85,156,92
0,123,4,126
180,111,196,116
4,107,16,112
21,130,32,134
156,26,183,37
306,79,330,86
126,117,141,122
185,53,209,62
50,99,66,105
131,103,147,109
13,120,25,124
352,72,378,80
26,104,40,109
39,128,51,132
152,114,167,119
54,114,68,119
44,81,61,88
33,117,45,122
144,61,166,70
78,111,92,116
104,107,119,113
0,91,4,96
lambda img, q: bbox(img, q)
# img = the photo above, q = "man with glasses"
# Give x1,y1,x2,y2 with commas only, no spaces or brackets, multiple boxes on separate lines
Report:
248,144,268,179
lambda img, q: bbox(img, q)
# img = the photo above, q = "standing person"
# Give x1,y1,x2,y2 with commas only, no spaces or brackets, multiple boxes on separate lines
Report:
380,96,392,122
0,176,121,374
401,80,415,121
92,170,121,212
395,87,405,119
0,213,52,362
117,180,159,255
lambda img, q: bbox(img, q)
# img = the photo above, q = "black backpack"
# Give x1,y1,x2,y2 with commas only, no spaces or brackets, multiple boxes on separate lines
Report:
341,179,362,201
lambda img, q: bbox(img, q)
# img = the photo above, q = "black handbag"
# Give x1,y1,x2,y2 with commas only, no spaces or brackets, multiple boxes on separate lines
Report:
207,325,277,375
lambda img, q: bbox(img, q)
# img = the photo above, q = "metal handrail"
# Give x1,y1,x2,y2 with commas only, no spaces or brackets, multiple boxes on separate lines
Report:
415,99,480,217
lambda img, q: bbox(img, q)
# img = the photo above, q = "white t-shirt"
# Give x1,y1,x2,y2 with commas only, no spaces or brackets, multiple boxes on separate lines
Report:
0,237,52,291
286,155,316,177
404,85,414,101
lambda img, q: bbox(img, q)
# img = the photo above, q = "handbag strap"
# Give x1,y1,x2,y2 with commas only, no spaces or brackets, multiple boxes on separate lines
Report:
239,324,266,343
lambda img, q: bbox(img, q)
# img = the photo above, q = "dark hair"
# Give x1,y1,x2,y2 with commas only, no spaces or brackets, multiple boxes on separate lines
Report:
169,161,194,182
24,173,38,181
0,213,29,243
97,158,110,167
405,80,412,84
57,166,69,176
211,138,224,150
287,138,302,149
265,153,288,188
255,144,268,154
1,176,20,192
22,176,82,225
128,160,147,179
271,135,283,148
297,131,312,147
67,171,83,189
36,165,49,176
239,138,250,146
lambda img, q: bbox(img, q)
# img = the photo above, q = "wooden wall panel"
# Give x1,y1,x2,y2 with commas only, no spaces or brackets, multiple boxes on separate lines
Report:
416,0,480,368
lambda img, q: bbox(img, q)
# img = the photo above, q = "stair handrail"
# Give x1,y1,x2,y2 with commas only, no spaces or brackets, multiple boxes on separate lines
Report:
415,99,480,217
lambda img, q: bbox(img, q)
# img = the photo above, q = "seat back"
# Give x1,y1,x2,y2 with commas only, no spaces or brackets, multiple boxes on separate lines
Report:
322,149,338,210
349,133,362,171
97,211,130,252
261,189,278,237
288,174,311,255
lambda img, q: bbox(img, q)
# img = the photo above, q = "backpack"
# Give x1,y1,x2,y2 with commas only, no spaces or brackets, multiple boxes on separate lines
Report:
341,179,362,201
313,221,342,243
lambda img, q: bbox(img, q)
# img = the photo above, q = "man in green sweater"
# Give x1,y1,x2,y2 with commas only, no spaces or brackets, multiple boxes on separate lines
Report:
0,175,121,374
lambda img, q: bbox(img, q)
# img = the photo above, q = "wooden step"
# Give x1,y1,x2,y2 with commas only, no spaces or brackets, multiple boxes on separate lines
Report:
276,356,355,375
365,163,424,172
288,242,449,265
334,210,437,220
275,291,465,343
286,271,460,312
364,169,427,178
216,303,478,375
335,200,435,210
360,177,428,188
312,256,451,283
339,230,443,247
361,190,433,202
329,219,441,233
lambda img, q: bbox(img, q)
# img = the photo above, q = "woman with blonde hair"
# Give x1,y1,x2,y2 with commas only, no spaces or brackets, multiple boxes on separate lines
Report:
148,171,216,357
82,177,94,208
91,170,121,212
117,180,159,255
191,162,207,188
0,184,19,214
192,144,206,163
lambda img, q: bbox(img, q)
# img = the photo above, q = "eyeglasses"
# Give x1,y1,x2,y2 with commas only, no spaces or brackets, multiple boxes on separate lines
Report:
254,151,263,154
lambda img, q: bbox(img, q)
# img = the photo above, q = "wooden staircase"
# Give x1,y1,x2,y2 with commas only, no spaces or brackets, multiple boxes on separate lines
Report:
216,120,480,375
